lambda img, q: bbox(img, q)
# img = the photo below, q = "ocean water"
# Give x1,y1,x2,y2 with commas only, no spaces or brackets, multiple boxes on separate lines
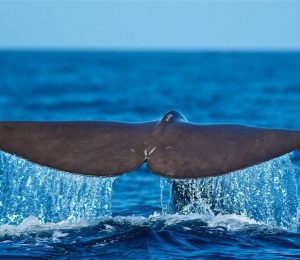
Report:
0,51,300,259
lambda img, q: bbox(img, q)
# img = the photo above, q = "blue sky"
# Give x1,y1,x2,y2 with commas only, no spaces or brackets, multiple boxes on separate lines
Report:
0,1,300,50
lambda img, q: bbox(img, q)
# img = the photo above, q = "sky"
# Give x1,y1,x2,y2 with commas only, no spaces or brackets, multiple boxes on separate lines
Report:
0,1,300,50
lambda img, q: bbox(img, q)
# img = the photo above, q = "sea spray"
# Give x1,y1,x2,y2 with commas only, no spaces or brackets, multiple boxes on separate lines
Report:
160,153,300,231
0,151,115,225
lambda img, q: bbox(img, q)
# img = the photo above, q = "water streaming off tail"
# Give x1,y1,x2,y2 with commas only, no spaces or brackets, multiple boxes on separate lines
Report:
160,153,300,231
0,151,115,225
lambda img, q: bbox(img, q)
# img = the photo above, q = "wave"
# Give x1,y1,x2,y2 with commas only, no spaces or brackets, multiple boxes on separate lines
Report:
0,212,281,239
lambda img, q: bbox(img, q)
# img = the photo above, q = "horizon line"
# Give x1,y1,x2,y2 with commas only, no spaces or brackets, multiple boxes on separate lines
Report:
1,47,300,53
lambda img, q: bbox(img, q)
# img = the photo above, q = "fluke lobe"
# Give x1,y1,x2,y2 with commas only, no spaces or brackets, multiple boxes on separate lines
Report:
0,111,299,179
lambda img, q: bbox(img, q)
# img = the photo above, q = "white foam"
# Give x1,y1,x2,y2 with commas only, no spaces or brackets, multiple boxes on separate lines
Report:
0,216,94,237
207,213,260,231
0,210,289,241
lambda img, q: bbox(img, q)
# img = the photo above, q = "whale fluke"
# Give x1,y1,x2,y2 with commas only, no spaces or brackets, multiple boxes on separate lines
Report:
147,115,300,178
0,122,155,176
0,111,300,179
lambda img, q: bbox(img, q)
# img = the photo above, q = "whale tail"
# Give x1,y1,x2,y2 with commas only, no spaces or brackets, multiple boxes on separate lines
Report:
1,112,300,179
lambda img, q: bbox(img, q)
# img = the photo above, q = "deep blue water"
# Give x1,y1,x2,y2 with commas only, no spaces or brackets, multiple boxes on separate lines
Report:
0,51,300,259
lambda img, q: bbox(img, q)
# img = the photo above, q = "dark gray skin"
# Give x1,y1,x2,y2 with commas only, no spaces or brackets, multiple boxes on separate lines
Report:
147,111,300,178
0,121,155,176
0,111,300,179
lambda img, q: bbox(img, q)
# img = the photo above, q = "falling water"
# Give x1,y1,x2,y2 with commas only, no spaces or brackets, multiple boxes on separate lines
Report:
0,151,115,225
160,153,300,231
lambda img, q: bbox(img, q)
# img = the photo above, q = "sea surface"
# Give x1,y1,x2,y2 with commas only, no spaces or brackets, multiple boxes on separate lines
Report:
0,51,300,259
